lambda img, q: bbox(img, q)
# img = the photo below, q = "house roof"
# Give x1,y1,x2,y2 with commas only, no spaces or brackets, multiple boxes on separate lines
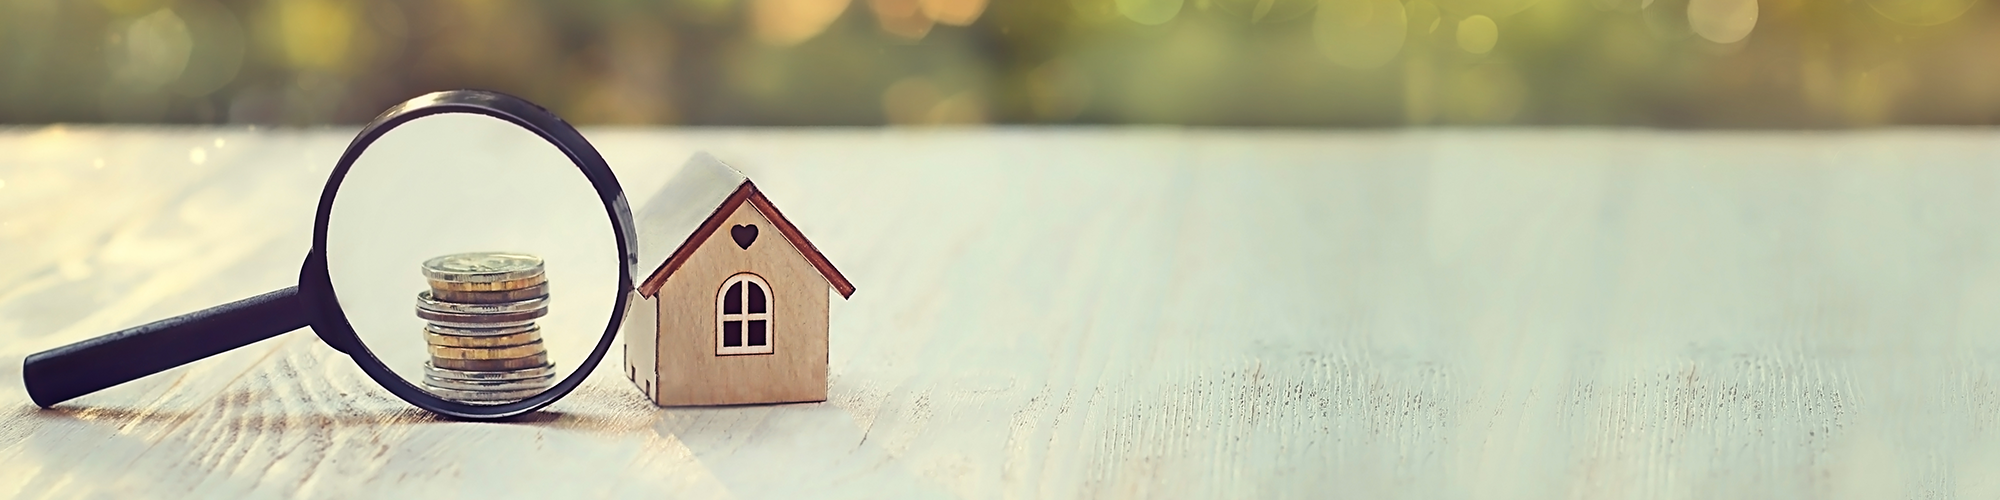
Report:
633,152,854,299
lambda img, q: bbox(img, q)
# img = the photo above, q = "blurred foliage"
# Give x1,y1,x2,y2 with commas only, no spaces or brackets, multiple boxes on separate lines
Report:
0,0,1995,126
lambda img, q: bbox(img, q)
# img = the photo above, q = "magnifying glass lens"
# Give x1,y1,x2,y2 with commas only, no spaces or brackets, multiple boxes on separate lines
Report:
324,112,619,405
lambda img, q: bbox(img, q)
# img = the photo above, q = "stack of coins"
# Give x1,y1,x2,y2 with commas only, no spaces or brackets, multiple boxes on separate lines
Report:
417,252,556,403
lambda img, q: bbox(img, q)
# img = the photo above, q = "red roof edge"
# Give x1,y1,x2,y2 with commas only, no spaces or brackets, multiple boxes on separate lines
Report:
745,188,856,299
637,180,855,300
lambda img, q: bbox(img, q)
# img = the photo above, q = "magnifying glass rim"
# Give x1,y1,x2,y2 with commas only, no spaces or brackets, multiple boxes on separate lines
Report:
306,89,636,420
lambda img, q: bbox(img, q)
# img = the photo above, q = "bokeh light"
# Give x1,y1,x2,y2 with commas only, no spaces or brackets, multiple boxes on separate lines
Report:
920,0,988,25
1214,0,1318,23
1456,15,1498,54
1118,0,1183,25
1687,0,1755,43
109,8,193,88
1867,0,1978,25
0,0,1994,126
871,0,936,38
751,0,850,45
1314,0,1408,69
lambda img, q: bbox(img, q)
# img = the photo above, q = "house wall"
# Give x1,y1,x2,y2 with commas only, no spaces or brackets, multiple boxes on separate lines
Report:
621,291,659,403
648,201,830,406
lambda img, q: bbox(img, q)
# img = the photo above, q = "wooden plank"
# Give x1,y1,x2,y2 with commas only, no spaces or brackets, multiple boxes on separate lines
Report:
0,128,1998,498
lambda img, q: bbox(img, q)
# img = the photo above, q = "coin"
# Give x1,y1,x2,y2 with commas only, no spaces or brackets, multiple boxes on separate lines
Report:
430,352,549,371
424,317,540,330
423,374,555,392
414,305,546,325
426,328,542,348
426,322,539,337
416,290,548,315
428,341,547,360
421,252,545,283
420,383,546,403
416,251,561,400
427,275,545,292
425,362,557,381
430,282,549,304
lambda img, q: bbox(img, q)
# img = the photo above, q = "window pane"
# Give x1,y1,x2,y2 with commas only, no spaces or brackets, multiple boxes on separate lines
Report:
748,282,766,313
748,320,767,346
723,320,742,347
724,282,742,314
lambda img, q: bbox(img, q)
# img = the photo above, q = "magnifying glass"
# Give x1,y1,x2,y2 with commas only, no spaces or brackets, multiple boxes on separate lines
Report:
21,90,637,420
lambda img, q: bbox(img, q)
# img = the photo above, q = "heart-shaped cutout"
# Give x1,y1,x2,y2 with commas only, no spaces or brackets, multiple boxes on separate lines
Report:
731,224,758,249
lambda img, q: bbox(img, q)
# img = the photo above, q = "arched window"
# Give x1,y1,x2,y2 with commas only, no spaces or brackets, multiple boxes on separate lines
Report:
717,273,773,355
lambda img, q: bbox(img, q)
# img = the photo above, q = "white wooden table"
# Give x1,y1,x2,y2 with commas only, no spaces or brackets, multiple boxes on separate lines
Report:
2,127,1998,499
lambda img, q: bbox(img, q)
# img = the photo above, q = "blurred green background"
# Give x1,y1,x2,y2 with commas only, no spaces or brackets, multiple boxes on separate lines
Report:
0,0,1994,126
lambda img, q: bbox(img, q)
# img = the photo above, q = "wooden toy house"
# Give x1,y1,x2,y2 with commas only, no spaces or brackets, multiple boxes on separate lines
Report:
624,153,855,406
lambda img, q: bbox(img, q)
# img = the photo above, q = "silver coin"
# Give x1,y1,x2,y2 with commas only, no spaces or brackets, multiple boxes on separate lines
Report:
415,305,546,325
424,361,557,381
424,317,540,330
422,252,544,283
416,290,548,314
423,374,556,392
420,383,545,403
426,322,539,337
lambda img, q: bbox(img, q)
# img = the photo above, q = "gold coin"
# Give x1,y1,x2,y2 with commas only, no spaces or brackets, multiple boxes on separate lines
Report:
426,328,542,348
430,282,549,304
428,275,545,292
428,341,547,360
430,352,549,371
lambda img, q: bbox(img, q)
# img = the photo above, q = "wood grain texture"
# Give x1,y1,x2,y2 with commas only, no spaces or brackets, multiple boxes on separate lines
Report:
647,201,831,406
3,127,2000,499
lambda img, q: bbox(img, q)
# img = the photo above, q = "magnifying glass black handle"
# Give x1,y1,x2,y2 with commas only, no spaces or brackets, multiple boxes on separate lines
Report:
23,287,311,408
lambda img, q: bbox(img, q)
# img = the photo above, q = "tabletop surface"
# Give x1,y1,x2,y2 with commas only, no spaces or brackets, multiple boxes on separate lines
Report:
2,126,1998,499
